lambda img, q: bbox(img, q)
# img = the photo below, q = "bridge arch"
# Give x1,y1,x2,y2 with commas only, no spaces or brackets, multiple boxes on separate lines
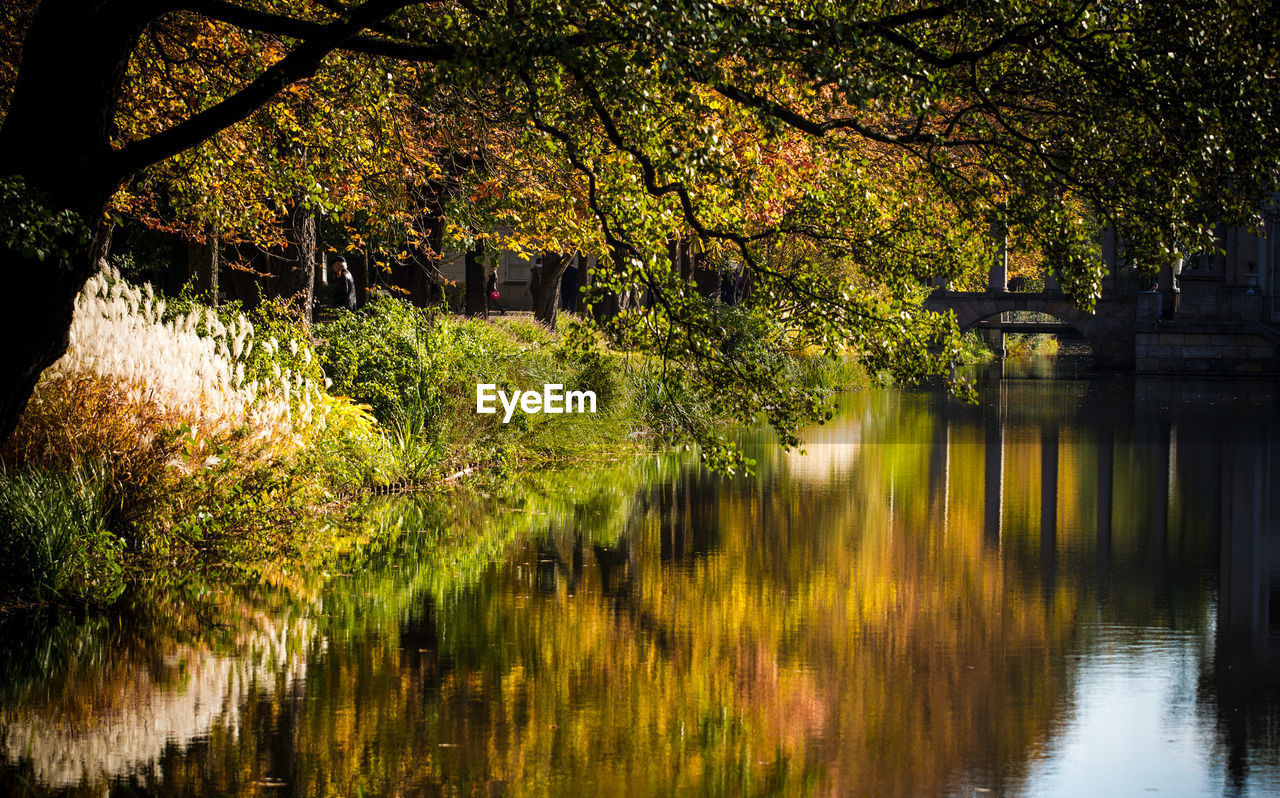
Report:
961,305,1095,337
923,291,1135,367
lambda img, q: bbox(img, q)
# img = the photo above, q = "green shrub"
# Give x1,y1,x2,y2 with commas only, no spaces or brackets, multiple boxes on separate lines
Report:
316,296,655,472
1006,333,1060,358
0,465,124,604
317,295,444,422
305,394,399,490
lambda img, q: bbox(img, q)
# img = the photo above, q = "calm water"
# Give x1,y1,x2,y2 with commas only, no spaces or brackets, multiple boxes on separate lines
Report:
3,365,1280,797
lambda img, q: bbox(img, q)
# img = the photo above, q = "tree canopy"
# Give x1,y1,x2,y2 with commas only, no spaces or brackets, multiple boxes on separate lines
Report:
1,0,1277,458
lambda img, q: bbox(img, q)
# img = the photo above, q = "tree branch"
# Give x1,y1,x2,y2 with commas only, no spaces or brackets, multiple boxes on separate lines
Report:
183,0,457,60
114,0,440,176
308,0,403,36
713,83,942,145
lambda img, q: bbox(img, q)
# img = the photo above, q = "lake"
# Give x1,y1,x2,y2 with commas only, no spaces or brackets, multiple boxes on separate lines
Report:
3,362,1279,796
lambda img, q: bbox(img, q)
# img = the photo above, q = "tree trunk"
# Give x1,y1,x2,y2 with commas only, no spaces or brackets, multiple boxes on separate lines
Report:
404,213,445,306
737,267,755,304
692,251,720,300
0,1,160,444
0,1,155,198
313,234,328,304
0,245,100,445
670,239,692,281
399,187,448,307
464,240,487,318
351,251,369,308
534,252,571,329
592,250,629,323
187,235,219,305
281,200,316,328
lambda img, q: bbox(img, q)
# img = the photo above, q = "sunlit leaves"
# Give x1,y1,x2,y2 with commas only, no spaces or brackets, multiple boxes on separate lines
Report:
6,0,1275,466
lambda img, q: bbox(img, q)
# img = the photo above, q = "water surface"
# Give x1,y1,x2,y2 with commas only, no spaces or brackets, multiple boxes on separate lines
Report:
3,366,1279,796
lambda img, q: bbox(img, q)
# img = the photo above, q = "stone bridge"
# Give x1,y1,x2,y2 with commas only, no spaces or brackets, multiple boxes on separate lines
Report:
924,290,1138,368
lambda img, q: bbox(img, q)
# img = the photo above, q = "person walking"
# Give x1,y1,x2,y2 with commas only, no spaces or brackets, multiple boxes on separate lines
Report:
331,256,357,311
486,268,507,316
560,259,579,313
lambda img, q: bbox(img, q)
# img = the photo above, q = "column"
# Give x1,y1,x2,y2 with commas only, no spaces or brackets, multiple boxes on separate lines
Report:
990,220,1008,293
1157,258,1177,318
1096,421,1114,605
1040,425,1059,605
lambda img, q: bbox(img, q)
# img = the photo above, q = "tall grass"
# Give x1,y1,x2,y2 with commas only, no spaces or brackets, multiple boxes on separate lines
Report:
3,268,337,582
0,465,123,604
55,268,325,445
384,385,443,483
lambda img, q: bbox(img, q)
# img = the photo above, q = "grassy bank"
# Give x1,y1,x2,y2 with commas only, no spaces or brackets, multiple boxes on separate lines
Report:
1005,333,1061,358
0,271,864,607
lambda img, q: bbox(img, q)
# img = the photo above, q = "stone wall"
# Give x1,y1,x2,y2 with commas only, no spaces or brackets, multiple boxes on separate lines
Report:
1135,323,1280,374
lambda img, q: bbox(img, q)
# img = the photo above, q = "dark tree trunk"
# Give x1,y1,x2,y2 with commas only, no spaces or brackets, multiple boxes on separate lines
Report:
592,249,634,323
669,239,692,281
534,252,571,329
281,200,316,327
399,185,448,307
738,267,755,304
226,245,263,309
313,236,328,303
0,0,159,444
187,235,219,305
464,240,487,318
0,247,100,445
0,0,156,200
692,251,720,300
402,213,445,306
424,214,447,305
351,251,369,308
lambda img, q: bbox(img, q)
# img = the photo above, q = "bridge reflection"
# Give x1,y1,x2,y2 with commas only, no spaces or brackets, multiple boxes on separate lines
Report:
934,373,1280,791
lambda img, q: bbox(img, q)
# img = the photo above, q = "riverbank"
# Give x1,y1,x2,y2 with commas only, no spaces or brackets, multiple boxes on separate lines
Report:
0,271,865,609
7,374,1277,796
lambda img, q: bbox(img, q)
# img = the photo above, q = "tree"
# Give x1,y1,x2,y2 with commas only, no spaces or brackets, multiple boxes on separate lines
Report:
2,0,1278,452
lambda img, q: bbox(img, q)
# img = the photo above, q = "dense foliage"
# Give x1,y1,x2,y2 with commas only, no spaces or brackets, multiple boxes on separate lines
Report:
1,0,1277,456
1,0,1278,600
3,272,864,603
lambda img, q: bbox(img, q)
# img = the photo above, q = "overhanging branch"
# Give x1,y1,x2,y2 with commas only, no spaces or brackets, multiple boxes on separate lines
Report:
713,83,943,146
183,0,456,60
114,0,430,176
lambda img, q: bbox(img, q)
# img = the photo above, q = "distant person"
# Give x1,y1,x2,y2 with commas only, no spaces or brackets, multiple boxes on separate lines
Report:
530,255,544,299
720,272,738,306
487,268,507,315
560,259,579,313
331,256,356,311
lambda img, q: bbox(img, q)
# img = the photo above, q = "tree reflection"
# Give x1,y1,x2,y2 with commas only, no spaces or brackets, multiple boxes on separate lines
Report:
3,378,1279,796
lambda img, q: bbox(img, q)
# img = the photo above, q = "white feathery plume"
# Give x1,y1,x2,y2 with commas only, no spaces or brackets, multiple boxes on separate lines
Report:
50,267,328,449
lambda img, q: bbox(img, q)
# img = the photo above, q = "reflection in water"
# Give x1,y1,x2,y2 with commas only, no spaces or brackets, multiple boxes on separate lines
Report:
2,369,1279,796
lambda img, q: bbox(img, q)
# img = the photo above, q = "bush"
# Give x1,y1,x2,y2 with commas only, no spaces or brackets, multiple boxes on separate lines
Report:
5,374,181,533
1005,333,1060,358
317,296,654,472
2,269,339,585
317,295,444,422
303,394,398,490
0,465,123,604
